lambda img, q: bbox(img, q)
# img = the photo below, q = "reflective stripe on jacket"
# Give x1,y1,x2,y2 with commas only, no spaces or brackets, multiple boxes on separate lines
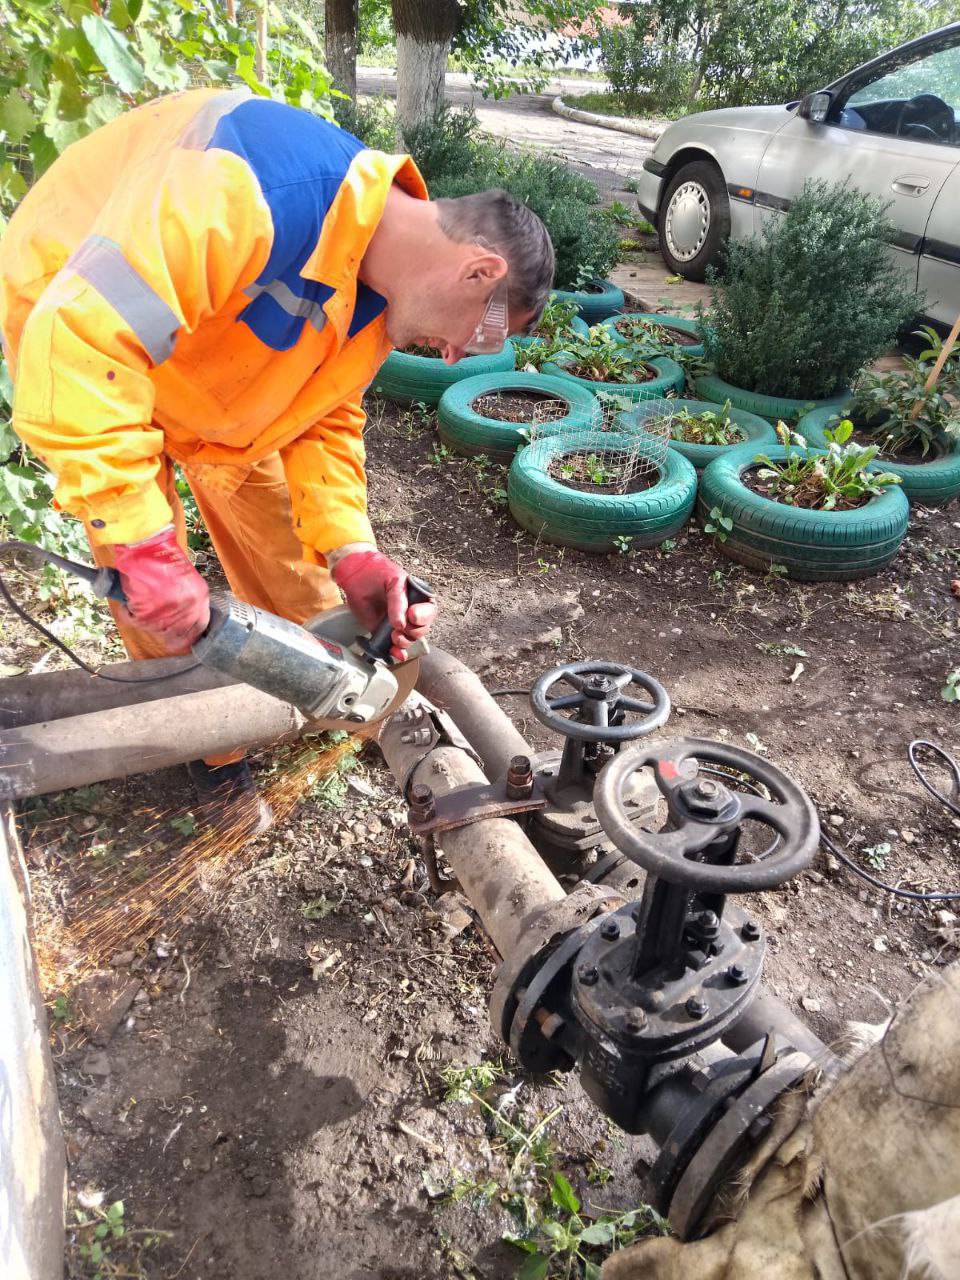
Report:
0,89,427,553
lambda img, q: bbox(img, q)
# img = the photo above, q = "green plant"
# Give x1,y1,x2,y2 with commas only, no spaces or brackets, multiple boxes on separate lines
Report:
863,841,891,871
753,419,902,510
623,177,640,194
429,441,454,466
701,182,919,400
440,1058,507,1104
70,1197,169,1280
534,295,582,342
560,327,656,384
848,327,960,458
301,895,335,920
756,641,808,657
664,402,740,446
704,506,733,542
942,669,960,703
169,813,197,838
612,533,634,555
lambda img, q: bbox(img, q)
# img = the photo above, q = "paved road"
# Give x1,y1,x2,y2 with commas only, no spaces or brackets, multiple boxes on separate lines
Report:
356,67,654,202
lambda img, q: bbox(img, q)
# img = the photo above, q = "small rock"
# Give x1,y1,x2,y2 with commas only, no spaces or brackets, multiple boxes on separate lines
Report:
80,1050,112,1077
806,871,825,885
828,814,844,828
109,951,136,968
873,936,888,953
934,910,958,928
825,854,841,873
384,810,407,829
800,996,821,1013
901,829,916,844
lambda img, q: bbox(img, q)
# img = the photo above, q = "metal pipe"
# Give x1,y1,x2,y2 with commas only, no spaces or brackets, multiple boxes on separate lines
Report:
378,705,564,961
416,648,532,780
0,684,307,801
0,657,230,728
721,989,841,1075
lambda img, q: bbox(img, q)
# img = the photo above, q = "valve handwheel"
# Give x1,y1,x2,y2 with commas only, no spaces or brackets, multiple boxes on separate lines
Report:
530,662,671,743
594,737,819,892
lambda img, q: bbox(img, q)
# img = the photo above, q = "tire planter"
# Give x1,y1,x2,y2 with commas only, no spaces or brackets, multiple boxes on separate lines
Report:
513,316,590,353
693,373,850,426
437,373,600,463
621,398,778,471
508,432,698,553
549,279,625,325
796,406,960,508
697,442,909,581
543,353,685,402
373,341,517,406
601,312,705,359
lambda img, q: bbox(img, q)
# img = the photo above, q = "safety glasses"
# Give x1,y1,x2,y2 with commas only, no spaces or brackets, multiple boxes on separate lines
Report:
463,275,510,355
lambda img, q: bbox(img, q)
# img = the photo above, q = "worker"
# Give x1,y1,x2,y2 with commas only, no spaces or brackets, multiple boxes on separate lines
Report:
0,89,555,834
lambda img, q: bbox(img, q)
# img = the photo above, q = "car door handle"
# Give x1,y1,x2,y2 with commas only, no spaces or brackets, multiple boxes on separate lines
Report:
892,175,931,196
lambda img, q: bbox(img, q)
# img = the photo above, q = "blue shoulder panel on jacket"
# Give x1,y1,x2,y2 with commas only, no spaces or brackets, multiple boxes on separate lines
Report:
206,100,370,350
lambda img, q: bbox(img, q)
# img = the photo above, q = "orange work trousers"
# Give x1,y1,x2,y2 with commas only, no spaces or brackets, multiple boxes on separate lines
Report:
86,452,342,766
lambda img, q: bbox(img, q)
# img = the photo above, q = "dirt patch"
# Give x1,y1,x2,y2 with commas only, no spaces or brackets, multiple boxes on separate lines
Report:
547,450,659,495
564,361,658,383
7,390,960,1280
471,390,567,422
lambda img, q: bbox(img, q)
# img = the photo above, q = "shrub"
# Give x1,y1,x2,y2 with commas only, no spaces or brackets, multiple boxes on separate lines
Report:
701,182,919,400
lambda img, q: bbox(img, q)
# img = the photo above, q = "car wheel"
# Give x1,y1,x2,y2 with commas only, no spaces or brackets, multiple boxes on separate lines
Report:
659,160,730,282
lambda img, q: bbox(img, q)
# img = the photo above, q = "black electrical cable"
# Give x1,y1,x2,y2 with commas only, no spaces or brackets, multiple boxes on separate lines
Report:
488,685,960,901
0,542,202,684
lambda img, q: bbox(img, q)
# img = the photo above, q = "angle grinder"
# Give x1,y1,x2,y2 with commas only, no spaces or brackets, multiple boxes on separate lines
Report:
0,540,432,726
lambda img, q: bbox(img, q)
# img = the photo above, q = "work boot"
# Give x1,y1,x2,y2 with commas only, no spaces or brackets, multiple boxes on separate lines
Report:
186,758,274,839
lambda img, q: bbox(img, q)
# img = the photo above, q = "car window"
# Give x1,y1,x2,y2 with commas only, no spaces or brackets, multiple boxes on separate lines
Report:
835,39,960,147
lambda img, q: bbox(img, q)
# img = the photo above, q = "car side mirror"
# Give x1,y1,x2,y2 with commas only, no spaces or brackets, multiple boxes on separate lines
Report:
798,90,832,124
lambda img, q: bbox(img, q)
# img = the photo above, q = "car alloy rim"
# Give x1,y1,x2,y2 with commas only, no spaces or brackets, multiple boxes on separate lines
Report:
665,181,711,263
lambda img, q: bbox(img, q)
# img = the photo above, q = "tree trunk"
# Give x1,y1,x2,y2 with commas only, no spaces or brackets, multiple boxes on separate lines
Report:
325,0,358,101
392,0,460,137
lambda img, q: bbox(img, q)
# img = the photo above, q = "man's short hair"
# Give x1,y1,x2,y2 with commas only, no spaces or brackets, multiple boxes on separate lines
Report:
436,190,555,327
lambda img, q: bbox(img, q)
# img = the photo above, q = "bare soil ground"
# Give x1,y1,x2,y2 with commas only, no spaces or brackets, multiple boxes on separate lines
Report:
6,380,959,1280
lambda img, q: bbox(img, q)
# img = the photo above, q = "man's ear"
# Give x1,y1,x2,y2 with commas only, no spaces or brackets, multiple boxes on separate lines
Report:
463,251,508,285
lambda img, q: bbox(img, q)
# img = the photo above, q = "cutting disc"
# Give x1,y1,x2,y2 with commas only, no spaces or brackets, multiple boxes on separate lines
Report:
302,604,420,735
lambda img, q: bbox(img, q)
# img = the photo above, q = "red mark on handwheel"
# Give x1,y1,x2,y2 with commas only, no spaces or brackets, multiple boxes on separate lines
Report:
658,760,679,780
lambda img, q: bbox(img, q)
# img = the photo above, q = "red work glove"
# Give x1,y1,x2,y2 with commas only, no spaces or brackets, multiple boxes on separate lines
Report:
331,549,436,660
112,527,210,651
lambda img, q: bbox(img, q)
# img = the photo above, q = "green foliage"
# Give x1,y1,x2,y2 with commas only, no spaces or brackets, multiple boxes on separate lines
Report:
756,641,808,657
704,505,733,542
848,327,960,457
942,669,960,703
702,182,919,400
754,419,902,510
558,326,654,383
440,1058,507,1104
596,0,951,113
0,0,334,233
333,93,397,150
663,401,741,445
863,841,891,870
70,1196,169,1279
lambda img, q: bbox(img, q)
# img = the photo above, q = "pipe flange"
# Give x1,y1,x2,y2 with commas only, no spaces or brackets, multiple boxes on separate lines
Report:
667,1050,813,1239
489,882,624,1049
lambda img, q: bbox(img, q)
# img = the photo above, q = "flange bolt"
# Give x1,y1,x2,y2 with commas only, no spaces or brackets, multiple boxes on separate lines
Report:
727,963,749,986
600,919,621,941
578,964,599,987
741,920,761,942
409,783,436,823
624,1008,647,1035
685,995,708,1020
695,778,719,799
506,754,534,800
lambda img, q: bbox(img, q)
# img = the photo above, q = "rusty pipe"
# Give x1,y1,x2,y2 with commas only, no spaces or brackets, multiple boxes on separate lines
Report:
416,648,532,780
378,695,565,961
0,683,308,801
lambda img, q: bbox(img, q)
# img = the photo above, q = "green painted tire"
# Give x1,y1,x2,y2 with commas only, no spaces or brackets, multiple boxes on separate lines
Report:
601,312,705,358
437,373,600,463
543,353,685,402
796,406,960,508
693,373,849,425
620,398,778,471
508,432,698,553
514,316,590,353
373,341,517,406
550,279,625,325
697,442,909,580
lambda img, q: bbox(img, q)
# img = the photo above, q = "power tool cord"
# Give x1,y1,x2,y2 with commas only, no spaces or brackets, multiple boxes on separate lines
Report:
0,541,201,684
490,689,960,901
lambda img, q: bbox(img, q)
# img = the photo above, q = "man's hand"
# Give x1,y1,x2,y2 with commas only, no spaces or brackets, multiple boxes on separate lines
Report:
112,527,210,650
331,549,437,660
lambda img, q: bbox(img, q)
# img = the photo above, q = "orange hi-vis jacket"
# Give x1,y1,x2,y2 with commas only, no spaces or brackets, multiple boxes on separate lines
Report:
0,89,427,555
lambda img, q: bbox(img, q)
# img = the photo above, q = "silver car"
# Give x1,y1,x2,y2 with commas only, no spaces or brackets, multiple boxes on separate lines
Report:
637,22,960,325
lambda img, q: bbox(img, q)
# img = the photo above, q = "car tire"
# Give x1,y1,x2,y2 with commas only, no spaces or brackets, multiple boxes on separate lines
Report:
437,372,600,463
508,433,698,553
372,342,517,406
549,280,626,325
621,398,778,471
659,160,730,282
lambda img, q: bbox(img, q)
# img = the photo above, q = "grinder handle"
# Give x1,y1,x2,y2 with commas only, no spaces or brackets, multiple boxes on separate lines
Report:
364,575,434,664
